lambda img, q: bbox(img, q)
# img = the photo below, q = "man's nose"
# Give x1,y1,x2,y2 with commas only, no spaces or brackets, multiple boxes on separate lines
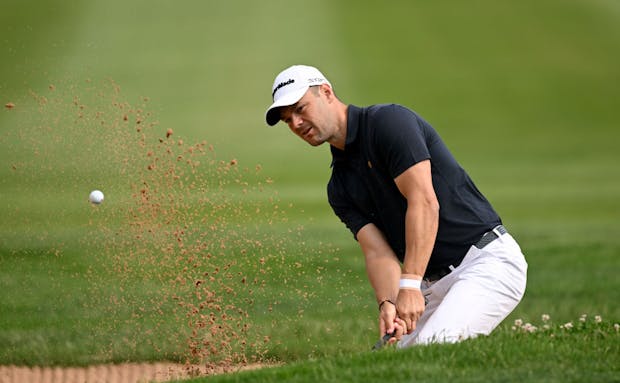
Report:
291,113,303,129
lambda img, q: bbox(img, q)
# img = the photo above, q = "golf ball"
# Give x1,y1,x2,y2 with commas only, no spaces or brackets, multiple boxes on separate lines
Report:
89,190,104,204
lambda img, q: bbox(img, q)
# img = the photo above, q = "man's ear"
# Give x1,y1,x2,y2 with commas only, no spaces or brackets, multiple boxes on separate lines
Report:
321,83,335,101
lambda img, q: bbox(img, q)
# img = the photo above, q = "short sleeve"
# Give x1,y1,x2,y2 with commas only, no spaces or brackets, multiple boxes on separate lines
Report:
370,104,431,179
327,172,371,239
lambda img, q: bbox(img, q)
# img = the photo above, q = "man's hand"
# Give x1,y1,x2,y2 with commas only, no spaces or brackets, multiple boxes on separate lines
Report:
378,301,406,346
396,288,426,333
379,299,398,336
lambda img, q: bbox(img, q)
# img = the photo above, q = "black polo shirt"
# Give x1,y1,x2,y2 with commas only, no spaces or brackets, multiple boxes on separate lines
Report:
327,104,501,275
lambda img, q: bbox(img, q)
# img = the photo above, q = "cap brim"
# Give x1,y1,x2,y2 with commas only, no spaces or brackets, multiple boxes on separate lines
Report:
265,86,309,126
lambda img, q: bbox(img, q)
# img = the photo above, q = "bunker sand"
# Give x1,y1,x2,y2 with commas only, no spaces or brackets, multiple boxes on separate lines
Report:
0,362,269,383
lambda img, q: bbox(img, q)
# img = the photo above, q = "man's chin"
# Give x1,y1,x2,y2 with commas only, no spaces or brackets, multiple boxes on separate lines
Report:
307,140,324,147
303,136,323,147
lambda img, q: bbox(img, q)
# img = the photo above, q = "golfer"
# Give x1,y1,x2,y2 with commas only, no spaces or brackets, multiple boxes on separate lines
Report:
264,65,527,346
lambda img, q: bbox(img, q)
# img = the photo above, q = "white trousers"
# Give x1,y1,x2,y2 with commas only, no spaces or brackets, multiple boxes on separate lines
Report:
398,232,528,347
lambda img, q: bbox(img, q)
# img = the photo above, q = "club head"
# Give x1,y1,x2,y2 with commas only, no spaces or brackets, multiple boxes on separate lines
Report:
371,332,395,351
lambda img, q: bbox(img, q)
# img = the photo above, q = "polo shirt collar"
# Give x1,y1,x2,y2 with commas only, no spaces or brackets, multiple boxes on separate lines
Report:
344,104,361,148
330,104,361,163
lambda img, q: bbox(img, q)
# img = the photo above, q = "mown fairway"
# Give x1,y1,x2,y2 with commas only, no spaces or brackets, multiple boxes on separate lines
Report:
1,0,619,381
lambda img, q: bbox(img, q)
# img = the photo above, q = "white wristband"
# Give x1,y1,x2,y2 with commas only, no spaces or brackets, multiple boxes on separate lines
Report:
399,278,421,290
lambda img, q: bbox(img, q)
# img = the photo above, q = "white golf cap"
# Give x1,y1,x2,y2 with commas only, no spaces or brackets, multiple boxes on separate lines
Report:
265,65,332,126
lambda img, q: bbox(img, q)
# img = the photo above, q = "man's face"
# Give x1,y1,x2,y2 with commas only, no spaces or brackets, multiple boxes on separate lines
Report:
279,86,333,147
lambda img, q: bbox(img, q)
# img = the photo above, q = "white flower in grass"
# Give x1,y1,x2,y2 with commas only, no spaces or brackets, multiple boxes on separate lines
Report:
614,324,619,332
514,319,523,327
561,322,573,330
541,314,550,322
594,315,602,323
579,314,587,323
543,324,550,330
523,323,537,333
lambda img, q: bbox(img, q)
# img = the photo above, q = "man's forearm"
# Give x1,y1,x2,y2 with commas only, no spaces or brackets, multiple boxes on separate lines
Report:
357,224,402,303
366,252,401,303
393,160,440,277
401,197,439,276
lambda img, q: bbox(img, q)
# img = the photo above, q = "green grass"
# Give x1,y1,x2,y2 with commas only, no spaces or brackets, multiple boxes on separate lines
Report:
1,0,619,381
183,318,620,383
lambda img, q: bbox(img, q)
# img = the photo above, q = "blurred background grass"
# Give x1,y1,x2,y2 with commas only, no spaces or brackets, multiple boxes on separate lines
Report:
1,0,619,367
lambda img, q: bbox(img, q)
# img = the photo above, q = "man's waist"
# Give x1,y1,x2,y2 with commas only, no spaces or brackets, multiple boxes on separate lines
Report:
424,225,508,282
424,257,466,283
